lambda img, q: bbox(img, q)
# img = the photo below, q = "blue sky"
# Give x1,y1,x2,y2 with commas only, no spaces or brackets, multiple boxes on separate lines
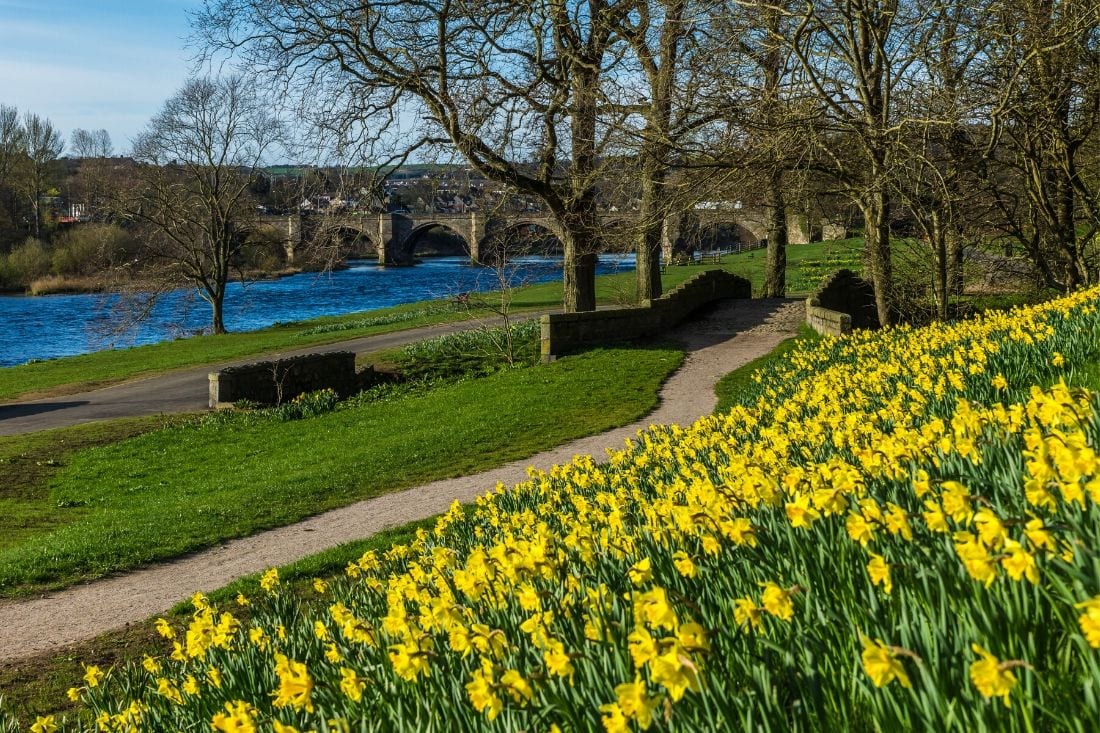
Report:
0,0,200,155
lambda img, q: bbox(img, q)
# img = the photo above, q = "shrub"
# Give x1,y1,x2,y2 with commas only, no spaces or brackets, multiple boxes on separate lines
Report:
274,388,340,421
395,320,540,381
50,224,134,276
7,237,50,283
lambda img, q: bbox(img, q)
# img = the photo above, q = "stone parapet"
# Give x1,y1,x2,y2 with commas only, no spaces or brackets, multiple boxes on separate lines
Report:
208,352,374,409
804,268,878,336
805,303,853,336
540,270,751,362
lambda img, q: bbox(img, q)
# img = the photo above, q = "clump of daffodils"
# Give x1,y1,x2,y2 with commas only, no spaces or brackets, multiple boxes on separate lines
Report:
63,287,1100,731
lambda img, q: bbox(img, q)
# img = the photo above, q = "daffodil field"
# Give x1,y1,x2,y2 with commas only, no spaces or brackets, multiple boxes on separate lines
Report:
51,287,1100,732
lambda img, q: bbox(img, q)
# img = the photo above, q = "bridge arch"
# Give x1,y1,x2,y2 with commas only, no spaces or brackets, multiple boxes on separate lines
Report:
396,222,472,261
317,224,379,260
696,220,762,251
479,219,565,263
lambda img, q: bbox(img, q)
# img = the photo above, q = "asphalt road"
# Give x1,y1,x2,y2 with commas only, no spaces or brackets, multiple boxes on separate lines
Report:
0,313,548,437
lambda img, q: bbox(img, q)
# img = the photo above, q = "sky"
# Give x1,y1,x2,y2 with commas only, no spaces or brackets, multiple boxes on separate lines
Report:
0,0,201,156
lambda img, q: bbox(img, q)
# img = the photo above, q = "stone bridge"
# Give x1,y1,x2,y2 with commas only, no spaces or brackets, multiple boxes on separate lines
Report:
261,207,840,266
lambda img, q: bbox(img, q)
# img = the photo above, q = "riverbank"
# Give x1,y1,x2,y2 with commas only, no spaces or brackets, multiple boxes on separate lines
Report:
11,262,347,297
0,240,865,400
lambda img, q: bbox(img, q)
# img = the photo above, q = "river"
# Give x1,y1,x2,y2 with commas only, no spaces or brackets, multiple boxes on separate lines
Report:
0,255,636,368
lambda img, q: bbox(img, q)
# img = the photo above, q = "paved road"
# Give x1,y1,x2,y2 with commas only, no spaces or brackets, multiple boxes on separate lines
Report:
0,313,550,437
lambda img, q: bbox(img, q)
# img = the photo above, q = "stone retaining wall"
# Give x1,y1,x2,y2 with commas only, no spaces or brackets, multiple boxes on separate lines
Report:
208,352,377,408
804,268,879,336
540,270,751,362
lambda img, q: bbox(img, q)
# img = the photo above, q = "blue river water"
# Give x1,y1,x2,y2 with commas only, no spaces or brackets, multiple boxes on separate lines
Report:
0,255,636,368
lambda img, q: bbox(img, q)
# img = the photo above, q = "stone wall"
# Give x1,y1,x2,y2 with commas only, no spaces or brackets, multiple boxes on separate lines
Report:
540,270,751,362
208,352,378,408
805,268,878,336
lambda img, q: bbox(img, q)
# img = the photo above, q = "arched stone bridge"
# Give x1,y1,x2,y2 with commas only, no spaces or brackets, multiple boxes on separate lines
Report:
260,207,838,266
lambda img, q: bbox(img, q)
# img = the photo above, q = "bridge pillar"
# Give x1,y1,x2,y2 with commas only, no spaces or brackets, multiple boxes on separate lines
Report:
661,213,681,262
377,213,415,265
467,212,487,264
283,216,300,264
376,214,390,265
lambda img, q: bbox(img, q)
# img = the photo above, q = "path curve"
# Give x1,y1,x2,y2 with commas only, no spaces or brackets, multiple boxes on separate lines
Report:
0,298,803,661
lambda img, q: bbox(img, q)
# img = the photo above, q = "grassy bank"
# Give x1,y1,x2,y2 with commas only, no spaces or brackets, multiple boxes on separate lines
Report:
30,288,1100,732
0,519,437,724
0,343,683,597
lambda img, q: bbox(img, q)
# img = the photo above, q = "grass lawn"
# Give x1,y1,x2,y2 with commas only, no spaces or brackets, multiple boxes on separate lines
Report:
0,343,683,597
0,240,860,402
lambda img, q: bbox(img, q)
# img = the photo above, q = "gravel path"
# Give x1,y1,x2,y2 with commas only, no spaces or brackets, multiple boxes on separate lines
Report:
0,298,803,661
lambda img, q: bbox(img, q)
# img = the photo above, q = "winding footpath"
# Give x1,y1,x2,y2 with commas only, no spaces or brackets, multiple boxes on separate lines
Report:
0,298,802,662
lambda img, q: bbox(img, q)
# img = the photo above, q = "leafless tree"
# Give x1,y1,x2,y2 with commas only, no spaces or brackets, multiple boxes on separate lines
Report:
69,128,113,159
610,0,700,301
120,76,285,334
17,112,64,240
0,105,25,241
887,0,993,319
68,128,116,219
0,105,23,185
197,0,636,312
982,0,1100,290
779,0,933,325
709,0,814,298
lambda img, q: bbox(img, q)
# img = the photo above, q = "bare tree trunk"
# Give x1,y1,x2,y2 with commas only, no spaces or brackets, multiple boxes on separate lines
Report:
762,171,788,297
211,294,227,334
562,227,598,312
635,169,664,301
948,235,965,296
862,184,893,325
563,68,600,313
930,213,949,321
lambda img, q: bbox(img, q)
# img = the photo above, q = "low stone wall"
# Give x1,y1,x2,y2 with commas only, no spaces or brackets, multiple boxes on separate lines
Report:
540,269,751,362
805,268,879,336
208,352,375,408
805,304,852,335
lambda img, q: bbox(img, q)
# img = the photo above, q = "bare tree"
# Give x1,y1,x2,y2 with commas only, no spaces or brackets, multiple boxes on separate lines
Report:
611,0,698,301
69,128,116,219
198,0,636,312
716,0,810,298
0,105,24,241
0,105,23,184
780,0,932,325
890,0,992,319
121,76,285,333
982,0,1100,290
70,128,113,159
18,112,64,239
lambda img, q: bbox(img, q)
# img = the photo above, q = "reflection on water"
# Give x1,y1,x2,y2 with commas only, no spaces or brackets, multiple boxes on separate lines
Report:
0,255,636,367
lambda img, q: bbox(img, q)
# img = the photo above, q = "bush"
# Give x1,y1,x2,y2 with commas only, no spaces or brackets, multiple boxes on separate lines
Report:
395,320,540,381
7,238,50,283
274,388,340,421
50,224,134,276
